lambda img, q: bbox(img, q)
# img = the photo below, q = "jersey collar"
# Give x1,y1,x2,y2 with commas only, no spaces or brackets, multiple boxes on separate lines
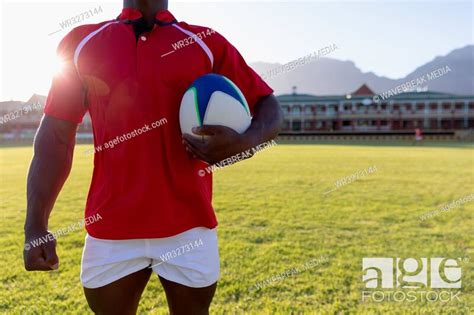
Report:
117,8,177,26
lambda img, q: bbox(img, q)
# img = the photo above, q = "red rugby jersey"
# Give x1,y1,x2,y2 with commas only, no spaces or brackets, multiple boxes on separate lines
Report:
44,8,273,239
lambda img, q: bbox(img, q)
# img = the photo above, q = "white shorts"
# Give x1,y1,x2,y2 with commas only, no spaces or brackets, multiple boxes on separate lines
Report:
80,227,219,289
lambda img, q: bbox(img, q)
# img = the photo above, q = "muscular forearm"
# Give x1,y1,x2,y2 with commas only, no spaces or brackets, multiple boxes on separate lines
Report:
241,94,283,149
24,116,76,236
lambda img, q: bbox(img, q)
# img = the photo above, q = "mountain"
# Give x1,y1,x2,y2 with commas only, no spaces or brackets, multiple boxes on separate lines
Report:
0,94,46,112
26,94,47,105
1,46,472,106
250,45,474,96
400,46,473,95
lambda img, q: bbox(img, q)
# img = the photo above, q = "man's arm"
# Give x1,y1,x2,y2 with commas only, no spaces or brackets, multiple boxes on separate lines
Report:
240,94,283,149
23,115,77,271
182,94,283,164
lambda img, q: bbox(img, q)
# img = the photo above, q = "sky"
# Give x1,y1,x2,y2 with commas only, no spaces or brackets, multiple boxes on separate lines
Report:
0,0,472,101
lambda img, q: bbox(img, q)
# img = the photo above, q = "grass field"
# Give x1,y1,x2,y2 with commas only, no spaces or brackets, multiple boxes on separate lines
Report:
0,142,473,314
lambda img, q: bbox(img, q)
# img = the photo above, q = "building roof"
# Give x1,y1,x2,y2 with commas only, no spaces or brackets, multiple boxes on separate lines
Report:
352,84,374,95
277,84,474,103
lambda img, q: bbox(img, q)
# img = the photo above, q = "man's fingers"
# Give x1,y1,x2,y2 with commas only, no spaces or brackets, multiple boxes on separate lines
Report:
25,257,50,271
192,125,226,136
24,234,59,271
182,135,213,160
183,136,205,151
24,246,58,271
183,139,210,162
182,133,207,148
44,242,59,269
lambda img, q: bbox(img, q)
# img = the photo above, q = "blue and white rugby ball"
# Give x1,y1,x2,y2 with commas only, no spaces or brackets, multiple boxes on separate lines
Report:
179,73,251,137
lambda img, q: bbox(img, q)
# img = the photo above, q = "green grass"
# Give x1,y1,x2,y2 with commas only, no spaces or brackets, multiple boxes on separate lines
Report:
0,142,473,314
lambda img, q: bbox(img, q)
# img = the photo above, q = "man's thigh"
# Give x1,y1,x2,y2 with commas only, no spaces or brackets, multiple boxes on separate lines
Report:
159,276,217,315
84,267,152,315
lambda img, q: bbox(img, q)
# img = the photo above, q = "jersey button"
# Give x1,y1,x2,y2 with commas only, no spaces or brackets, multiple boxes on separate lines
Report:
140,36,147,42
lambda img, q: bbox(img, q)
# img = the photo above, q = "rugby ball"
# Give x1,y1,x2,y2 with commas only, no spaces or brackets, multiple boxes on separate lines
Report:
179,73,251,137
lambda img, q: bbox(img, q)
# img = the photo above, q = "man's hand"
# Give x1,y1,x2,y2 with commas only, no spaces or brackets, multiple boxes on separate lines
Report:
182,94,283,165
24,230,59,271
182,125,250,165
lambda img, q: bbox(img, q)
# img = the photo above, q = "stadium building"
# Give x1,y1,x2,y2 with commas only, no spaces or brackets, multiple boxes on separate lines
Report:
1,84,474,142
277,84,474,139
